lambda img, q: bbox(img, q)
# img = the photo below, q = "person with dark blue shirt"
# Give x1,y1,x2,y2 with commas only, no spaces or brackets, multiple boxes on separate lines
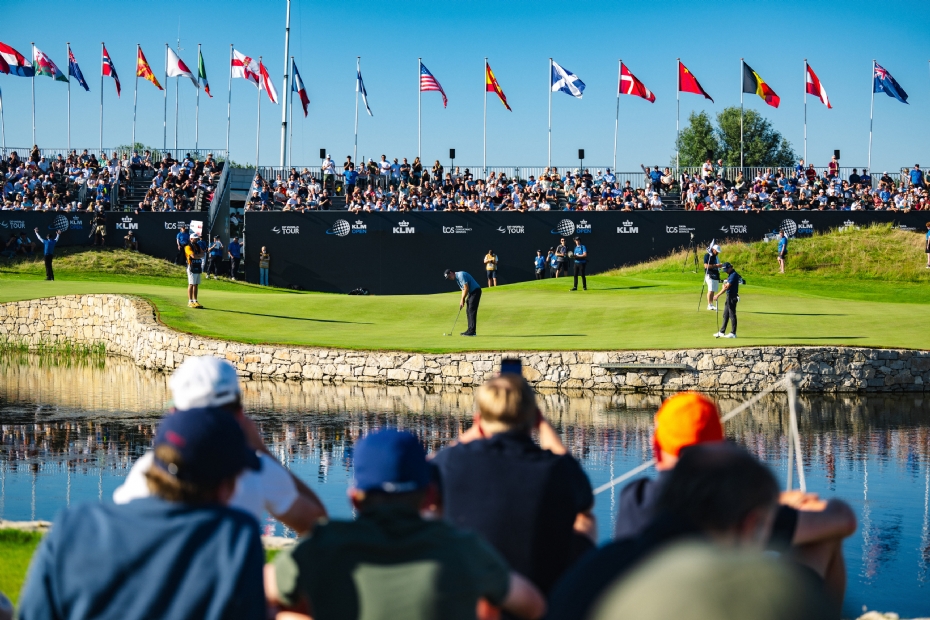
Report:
714,262,743,339
228,237,242,280
17,406,266,620
34,227,60,281
343,164,359,197
570,236,587,291
777,231,788,274
207,235,224,279
534,250,546,280
175,225,190,264
444,269,481,336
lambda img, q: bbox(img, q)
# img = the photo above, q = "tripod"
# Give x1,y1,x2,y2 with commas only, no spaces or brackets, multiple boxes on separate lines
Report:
681,232,699,273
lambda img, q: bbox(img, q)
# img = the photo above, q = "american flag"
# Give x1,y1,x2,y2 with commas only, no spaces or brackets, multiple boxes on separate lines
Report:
419,62,447,108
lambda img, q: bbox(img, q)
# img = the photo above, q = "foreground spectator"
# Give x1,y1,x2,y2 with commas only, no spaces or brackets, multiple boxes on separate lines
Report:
19,406,267,620
266,429,546,620
432,374,596,595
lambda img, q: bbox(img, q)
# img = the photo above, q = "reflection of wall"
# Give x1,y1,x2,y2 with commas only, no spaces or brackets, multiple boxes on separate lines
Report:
3,295,930,393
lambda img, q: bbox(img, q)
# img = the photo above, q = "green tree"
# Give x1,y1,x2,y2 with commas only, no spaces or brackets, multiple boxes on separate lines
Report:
674,111,720,167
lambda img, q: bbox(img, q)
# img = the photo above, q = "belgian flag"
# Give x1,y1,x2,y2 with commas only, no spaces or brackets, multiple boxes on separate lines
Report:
742,61,779,108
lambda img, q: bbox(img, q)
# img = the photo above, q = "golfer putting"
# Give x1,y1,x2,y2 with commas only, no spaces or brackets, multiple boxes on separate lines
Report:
444,269,481,337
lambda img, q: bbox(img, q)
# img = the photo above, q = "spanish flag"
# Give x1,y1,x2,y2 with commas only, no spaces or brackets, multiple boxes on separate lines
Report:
486,62,511,111
742,61,778,108
136,46,163,90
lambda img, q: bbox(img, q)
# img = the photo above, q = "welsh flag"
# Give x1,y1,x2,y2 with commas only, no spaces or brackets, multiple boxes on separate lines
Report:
33,46,69,83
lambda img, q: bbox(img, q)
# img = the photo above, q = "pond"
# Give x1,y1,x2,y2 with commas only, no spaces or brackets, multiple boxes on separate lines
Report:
1,357,928,617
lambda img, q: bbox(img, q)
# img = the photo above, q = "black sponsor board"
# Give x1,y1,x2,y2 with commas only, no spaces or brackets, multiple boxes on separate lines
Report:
104,212,205,260
0,212,94,247
239,211,926,294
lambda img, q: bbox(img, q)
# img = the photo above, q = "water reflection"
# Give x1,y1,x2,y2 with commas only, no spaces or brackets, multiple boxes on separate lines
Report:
1,357,929,615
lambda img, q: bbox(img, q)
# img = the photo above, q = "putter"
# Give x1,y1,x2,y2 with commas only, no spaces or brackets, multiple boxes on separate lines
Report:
444,306,463,336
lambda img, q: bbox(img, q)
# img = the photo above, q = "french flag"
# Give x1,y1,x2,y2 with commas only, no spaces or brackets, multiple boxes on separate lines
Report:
0,42,35,77
291,59,309,117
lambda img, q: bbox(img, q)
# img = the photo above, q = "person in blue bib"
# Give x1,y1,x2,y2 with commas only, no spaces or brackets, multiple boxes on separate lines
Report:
714,262,744,339
444,269,481,337
777,231,788,274
534,250,546,280
570,237,588,291
34,227,61,281
175,225,190,265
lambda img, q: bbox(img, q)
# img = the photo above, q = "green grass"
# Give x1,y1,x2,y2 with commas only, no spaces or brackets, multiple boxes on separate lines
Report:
2,226,929,352
0,530,42,605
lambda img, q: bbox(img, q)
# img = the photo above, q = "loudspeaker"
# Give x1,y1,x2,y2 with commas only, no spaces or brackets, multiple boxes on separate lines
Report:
706,149,714,161
834,149,840,160
449,148,456,159
319,148,326,159
578,149,585,160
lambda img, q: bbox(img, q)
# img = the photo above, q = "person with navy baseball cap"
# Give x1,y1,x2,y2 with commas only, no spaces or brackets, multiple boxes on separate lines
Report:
268,429,547,620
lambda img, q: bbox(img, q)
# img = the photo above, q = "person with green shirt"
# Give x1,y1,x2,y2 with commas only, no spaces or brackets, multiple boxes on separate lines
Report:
484,249,499,287
266,429,546,620
259,246,271,286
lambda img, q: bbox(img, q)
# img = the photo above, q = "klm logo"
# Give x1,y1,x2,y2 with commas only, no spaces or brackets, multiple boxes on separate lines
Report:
116,216,138,230
393,220,415,234
575,219,592,234
352,220,368,234
617,220,638,234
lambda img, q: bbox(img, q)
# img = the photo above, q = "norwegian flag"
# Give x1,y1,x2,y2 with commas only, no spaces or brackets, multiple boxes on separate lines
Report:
419,61,447,108
805,62,831,109
102,45,120,96
232,49,259,86
259,60,278,104
619,62,655,103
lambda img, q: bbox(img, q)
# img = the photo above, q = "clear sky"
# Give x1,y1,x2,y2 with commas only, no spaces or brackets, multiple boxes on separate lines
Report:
2,0,928,172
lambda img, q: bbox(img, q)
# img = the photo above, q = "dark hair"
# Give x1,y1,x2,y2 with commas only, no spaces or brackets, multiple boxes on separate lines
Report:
355,489,426,513
144,445,224,504
656,443,778,534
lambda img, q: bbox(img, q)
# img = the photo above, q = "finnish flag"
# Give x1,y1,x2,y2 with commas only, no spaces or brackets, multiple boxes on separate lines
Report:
551,60,585,99
357,60,373,116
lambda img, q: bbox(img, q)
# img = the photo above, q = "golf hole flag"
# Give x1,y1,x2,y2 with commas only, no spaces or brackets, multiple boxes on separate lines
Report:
873,62,908,104
167,48,198,88
419,62,447,107
551,60,585,99
33,46,69,83
805,62,831,108
102,45,120,97
292,59,309,117
620,62,655,103
136,47,163,90
0,42,34,77
678,61,714,102
486,62,511,111
742,61,779,108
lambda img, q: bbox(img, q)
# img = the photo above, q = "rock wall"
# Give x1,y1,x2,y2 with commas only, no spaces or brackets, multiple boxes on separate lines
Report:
1,295,927,393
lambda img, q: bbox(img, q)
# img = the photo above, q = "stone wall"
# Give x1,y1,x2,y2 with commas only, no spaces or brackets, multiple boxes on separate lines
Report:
1,295,927,393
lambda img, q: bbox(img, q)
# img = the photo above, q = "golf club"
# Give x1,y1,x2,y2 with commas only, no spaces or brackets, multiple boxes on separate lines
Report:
697,238,715,312
443,306,463,336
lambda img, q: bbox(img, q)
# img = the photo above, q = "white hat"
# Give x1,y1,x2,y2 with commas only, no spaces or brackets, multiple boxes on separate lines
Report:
711,244,720,252
169,356,241,410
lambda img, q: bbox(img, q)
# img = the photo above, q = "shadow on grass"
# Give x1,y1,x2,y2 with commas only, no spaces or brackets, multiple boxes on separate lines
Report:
207,308,372,324
745,312,848,316
750,336,866,340
506,334,587,338
594,285,662,291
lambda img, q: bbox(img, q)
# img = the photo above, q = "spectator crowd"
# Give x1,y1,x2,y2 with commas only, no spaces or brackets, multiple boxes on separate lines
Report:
11,355,857,620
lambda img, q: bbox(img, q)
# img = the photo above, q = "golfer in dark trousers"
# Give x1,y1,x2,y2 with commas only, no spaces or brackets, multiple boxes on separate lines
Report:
714,262,743,339
34,228,61,281
570,236,587,291
445,269,481,337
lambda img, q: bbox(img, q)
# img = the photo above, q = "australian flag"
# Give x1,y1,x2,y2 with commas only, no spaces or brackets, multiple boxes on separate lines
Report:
873,62,907,104
68,47,89,91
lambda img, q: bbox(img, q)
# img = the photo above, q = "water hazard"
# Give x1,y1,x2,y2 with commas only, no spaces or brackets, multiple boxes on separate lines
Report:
1,357,928,616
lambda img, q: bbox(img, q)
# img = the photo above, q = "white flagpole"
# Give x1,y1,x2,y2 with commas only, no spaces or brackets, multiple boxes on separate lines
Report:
288,57,294,169
1,83,6,154
256,56,262,169
226,44,232,157
67,43,71,153
803,59,807,165
417,57,421,160
354,56,360,164
483,57,487,178
132,44,139,149
195,44,201,152
279,0,291,168
868,59,875,173
31,43,36,146
613,59,620,173
99,43,104,152
163,44,168,151
548,57,552,168
739,58,744,169
675,59,680,174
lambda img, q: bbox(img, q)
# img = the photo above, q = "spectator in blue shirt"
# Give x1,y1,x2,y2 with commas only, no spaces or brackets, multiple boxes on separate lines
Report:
444,269,481,336
534,250,546,280
777,231,788,274
228,237,242,280
910,164,924,189
344,164,358,197
34,227,61,281
175,225,190,265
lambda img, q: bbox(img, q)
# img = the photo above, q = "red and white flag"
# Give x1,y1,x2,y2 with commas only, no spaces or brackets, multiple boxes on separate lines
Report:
231,49,259,86
805,63,831,109
166,48,198,88
259,60,278,104
619,62,655,103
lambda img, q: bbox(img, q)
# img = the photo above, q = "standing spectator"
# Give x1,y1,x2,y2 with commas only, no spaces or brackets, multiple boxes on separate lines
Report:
321,154,336,191
827,154,839,179
484,249,499,287
259,246,270,286
701,158,714,180
554,237,568,277
185,234,205,308
228,236,242,280
777,230,788,274
175,224,190,265
534,249,546,280
925,222,930,269
570,236,587,291
34,227,61,281
206,235,224,279
378,155,391,187
548,246,559,278
343,163,358,197
910,164,925,190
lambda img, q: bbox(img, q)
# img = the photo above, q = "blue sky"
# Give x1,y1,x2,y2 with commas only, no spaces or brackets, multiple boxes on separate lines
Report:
2,0,928,171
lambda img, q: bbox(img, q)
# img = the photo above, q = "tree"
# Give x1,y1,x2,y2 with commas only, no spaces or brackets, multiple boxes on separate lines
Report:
672,106,797,168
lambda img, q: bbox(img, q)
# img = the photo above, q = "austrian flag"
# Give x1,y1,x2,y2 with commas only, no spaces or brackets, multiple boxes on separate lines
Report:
805,62,831,109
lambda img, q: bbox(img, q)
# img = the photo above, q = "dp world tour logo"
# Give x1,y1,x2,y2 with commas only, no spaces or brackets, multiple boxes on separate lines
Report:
551,219,575,236
779,219,798,238
326,219,352,237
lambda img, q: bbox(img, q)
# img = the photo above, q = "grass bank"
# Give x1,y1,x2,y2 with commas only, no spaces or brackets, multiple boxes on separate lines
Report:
0,529,42,605
1,227,928,352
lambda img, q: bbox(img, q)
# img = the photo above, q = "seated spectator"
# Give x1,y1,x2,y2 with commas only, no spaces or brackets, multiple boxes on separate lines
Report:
114,356,327,536
266,429,546,620
432,374,596,595
18,406,267,620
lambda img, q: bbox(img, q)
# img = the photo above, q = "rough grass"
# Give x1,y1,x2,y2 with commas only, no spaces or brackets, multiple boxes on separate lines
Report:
1,247,186,278
0,530,42,605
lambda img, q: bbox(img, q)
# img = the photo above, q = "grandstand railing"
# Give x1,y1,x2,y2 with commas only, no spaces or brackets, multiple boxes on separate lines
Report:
207,162,231,235
2,147,228,163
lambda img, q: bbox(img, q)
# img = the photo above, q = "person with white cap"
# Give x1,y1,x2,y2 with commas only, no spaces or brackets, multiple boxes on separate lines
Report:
185,234,205,309
114,356,327,535
702,243,723,310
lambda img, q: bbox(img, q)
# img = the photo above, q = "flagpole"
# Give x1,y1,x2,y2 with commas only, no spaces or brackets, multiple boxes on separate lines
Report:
195,44,201,152
288,57,294,169
739,58,744,169
613,59,620,173
483,58,488,178
675,59,680,174
354,57,360,164
279,0,291,168
226,44,233,157
256,56,262,169
418,57,422,160
31,43,36,146
868,59,875,173
133,44,139,149
99,43,104,152
548,57,552,169
163,43,168,151
803,59,807,165
67,43,71,153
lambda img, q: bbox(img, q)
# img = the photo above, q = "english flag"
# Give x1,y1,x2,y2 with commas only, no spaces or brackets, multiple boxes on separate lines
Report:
0,42,34,77
619,62,655,103
167,48,198,88
678,61,714,103
805,63,831,109
231,50,259,86
102,45,120,97
292,59,309,117
259,60,277,104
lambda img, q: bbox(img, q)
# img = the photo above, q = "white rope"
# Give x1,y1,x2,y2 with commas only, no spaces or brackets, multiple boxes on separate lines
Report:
786,371,807,493
593,375,793,496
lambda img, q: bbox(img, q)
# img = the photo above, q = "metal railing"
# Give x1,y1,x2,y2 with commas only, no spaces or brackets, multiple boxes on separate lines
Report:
1,147,228,163
207,162,231,235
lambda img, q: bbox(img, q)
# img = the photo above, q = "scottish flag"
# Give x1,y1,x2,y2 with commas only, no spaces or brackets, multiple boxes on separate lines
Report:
873,62,908,104
551,60,585,99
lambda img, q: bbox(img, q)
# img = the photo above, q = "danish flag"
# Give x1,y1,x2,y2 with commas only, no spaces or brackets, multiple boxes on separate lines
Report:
619,62,655,103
